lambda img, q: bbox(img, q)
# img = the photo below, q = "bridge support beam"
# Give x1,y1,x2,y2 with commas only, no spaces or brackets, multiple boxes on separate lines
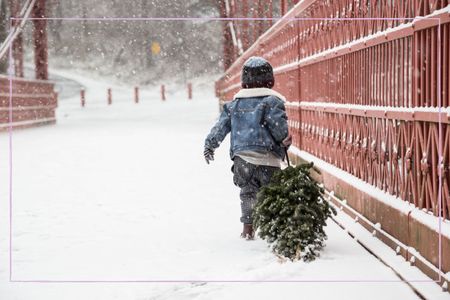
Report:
268,0,273,27
241,0,249,50
32,0,48,80
10,0,24,77
219,0,234,70
280,0,288,16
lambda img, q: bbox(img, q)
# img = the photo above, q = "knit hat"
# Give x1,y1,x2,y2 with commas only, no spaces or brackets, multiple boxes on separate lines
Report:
241,56,275,89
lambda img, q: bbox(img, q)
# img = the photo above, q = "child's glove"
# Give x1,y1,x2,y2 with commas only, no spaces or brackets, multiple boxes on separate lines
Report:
204,147,215,164
282,135,292,149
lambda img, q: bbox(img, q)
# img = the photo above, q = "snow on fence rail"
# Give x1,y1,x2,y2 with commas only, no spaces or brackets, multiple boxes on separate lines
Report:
216,0,450,221
0,76,57,130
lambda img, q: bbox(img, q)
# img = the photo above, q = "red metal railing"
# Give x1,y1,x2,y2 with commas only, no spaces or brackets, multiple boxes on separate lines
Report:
218,0,279,70
216,0,450,220
0,76,57,130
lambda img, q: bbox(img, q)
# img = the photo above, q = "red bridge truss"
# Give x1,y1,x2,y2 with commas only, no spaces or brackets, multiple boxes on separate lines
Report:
216,0,450,285
0,0,56,130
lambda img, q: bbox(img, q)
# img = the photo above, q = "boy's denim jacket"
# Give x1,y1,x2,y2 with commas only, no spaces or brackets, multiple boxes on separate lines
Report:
205,88,289,160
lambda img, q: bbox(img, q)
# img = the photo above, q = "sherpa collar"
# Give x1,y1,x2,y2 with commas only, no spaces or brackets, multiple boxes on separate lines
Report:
233,88,286,102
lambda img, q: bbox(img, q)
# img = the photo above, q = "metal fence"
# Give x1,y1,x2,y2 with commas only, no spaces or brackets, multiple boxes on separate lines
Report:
216,0,450,220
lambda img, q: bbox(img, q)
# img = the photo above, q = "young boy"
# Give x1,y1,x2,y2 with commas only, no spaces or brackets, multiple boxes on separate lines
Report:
204,56,291,239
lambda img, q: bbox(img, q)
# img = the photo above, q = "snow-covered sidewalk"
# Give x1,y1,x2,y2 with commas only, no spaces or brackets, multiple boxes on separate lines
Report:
0,71,422,299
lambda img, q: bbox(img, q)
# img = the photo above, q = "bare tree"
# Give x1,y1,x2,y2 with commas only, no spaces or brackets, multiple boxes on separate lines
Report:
43,0,222,83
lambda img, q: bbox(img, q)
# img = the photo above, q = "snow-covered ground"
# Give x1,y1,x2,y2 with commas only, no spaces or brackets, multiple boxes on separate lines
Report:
0,70,429,299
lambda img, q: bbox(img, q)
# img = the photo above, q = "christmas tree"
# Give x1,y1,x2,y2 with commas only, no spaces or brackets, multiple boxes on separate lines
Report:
253,162,336,262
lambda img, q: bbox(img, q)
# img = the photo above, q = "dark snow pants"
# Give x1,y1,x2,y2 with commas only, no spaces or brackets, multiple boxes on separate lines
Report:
232,156,280,224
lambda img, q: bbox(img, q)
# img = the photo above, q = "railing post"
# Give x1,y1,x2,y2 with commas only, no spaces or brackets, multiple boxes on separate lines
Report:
161,85,166,101
187,83,192,100
32,0,48,80
280,0,288,16
107,88,112,105
219,0,233,70
134,86,139,104
10,0,24,77
80,88,85,107
251,0,259,43
242,0,250,50
267,0,273,28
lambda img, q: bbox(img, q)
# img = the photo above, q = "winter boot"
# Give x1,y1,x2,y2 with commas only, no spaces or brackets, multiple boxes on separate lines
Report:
240,223,255,240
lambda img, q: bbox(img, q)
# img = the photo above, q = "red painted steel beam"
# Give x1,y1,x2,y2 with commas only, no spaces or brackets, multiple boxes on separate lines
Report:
267,0,273,28
219,0,233,70
9,0,24,77
230,0,240,58
257,0,263,36
280,0,288,16
242,0,250,50
32,0,48,80
252,0,258,44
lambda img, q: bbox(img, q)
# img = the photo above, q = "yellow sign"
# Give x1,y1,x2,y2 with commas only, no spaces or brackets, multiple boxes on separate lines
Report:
151,42,161,55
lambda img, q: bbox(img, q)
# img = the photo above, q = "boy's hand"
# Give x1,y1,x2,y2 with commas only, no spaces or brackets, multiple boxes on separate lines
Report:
282,135,292,149
204,147,215,164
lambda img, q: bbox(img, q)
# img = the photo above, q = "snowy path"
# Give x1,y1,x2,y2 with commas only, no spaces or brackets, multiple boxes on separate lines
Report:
0,71,422,299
